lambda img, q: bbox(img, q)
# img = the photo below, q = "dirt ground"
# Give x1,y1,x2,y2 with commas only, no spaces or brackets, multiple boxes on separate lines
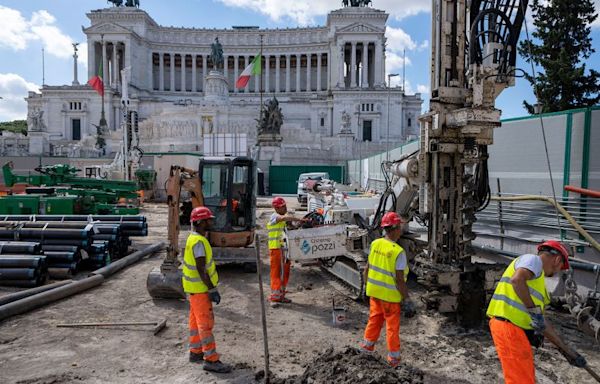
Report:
0,200,599,384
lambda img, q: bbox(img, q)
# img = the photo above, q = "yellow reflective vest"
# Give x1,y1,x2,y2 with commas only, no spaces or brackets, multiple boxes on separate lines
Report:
182,232,219,294
366,238,409,303
267,215,286,250
486,256,550,329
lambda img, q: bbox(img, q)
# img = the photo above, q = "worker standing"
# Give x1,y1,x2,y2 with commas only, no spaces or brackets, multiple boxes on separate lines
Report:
360,212,415,367
182,206,232,373
267,197,300,305
487,240,588,384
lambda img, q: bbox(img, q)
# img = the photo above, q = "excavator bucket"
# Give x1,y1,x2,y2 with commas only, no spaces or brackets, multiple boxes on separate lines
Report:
146,266,185,299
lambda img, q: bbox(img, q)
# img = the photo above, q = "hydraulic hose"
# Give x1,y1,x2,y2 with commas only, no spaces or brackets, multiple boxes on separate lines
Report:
490,195,600,254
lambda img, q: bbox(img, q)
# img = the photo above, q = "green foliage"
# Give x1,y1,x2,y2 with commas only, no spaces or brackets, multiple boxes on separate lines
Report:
0,120,27,135
519,0,600,114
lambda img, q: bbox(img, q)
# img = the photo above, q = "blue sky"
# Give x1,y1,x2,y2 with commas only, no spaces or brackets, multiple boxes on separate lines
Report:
0,0,598,122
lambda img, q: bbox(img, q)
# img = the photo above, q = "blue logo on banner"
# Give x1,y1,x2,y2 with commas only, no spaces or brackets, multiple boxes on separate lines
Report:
301,240,311,255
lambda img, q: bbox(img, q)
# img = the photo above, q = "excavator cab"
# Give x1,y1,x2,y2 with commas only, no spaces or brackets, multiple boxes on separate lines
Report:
147,156,257,299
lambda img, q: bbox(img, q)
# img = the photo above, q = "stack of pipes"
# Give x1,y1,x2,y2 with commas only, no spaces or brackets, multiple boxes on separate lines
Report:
0,242,47,287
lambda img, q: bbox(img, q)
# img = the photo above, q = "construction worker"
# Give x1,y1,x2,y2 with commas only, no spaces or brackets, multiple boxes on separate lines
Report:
267,197,301,305
487,240,587,384
182,206,232,373
360,211,415,367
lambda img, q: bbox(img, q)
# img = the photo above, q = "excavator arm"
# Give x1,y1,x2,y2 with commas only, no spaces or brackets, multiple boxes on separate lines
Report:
147,165,204,299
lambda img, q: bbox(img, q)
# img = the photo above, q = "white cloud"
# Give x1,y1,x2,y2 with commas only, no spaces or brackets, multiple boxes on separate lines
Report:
0,6,78,60
0,73,40,122
385,26,417,52
417,84,429,94
215,0,430,25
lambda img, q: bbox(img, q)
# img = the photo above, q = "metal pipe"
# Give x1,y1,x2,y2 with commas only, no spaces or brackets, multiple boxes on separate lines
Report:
565,185,600,199
0,274,104,322
0,280,72,306
0,256,45,268
0,215,146,222
0,242,41,254
91,242,165,278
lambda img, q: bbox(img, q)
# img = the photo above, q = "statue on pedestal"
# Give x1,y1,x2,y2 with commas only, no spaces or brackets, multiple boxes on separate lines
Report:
210,38,224,71
257,98,283,136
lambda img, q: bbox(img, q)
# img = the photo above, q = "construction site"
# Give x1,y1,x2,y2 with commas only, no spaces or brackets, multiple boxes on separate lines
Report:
1,0,600,383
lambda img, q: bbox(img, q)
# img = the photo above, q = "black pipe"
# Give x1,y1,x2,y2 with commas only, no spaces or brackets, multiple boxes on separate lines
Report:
41,245,79,253
48,267,75,279
0,280,72,306
42,239,89,247
0,228,91,240
0,268,39,280
0,274,104,321
0,215,146,222
91,242,164,278
473,245,600,272
0,242,41,254
0,256,45,268
0,279,40,288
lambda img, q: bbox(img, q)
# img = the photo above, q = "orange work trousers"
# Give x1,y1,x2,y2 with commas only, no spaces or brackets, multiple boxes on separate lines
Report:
361,297,401,363
489,317,535,384
188,293,219,362
269,248,290,301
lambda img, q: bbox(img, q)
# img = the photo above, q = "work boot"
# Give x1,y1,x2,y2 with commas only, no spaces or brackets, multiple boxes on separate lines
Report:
270,301,281,308
279,297,292,304
203,360,232,373
189,352,204,364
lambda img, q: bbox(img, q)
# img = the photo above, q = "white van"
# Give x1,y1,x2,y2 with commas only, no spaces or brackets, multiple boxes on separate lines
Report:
297,172,329,205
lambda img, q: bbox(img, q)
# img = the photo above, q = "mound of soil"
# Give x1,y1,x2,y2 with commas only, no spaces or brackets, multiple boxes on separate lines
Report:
271,347,424,384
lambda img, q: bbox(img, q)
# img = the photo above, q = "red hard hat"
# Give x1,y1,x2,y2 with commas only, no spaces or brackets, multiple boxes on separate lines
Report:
272,197,286,208
190,206,215,223
381,212,403,228
538,240,570,270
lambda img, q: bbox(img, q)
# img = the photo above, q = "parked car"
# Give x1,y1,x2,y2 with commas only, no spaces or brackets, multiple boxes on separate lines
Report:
297,172,329,205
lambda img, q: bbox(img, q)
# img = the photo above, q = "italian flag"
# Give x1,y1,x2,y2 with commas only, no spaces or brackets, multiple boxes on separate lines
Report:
235,54,261,89
88,62,104,96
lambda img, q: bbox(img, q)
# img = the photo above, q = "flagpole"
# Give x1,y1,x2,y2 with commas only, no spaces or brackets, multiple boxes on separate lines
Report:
259,34,264,120
99,34,107,132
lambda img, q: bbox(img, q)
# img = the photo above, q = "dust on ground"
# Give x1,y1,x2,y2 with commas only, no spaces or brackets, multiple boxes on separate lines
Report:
0,201,598,384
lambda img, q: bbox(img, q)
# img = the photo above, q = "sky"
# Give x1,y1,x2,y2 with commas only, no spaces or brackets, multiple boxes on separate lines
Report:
0,0,598,123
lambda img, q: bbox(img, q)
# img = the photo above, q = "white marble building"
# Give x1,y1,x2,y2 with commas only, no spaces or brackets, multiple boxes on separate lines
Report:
25,3,422,164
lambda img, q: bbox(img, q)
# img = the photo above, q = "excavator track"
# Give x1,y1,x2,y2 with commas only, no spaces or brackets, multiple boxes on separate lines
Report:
320,252,367,301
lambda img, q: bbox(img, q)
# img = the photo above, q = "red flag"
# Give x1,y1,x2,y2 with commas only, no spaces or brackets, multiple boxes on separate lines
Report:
88,62,104,96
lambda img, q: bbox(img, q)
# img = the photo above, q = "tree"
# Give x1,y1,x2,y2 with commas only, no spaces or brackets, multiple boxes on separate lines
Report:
518,0,600,114
0,120,27,135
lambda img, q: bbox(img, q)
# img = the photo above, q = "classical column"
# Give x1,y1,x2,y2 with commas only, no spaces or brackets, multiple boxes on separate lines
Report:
254,55,260,93
234,56,239,93
159,52,164,91
192,54,197,92
350,42,357,88
362,42,369,88
285,55,291,92
124,41,131,78
148,51,153,90
223,55,229,91
102,40,108,91
244,55,250,93
202,55,208,92
265,55,270,93
88,41,96,80
316,53,322,92
170,53,175,91
306,53,312,92
338,43,345,88
111,42,118,87
181,54,186,92
275,55,280,93
295,54,301,92
375,39,383,87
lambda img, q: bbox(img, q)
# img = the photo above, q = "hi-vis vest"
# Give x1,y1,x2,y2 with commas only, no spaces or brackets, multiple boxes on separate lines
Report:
366,238,409,303
267,218,286,250
182,233,219,294
486,256,550,329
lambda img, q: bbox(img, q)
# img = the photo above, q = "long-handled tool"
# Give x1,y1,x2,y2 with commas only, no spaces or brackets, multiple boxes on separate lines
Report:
57,318,167,336
556,343,600,383
255,234,270,384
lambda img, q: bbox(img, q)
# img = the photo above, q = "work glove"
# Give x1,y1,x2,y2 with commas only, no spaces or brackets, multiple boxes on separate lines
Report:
402,300,416,318
528,307,546,335
208,288,221,305
561,349,587,368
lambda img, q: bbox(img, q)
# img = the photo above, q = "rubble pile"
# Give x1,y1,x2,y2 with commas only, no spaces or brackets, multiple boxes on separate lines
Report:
272,347,425,384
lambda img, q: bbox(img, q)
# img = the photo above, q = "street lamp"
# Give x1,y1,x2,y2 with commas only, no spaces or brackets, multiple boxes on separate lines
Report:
386,73,399,161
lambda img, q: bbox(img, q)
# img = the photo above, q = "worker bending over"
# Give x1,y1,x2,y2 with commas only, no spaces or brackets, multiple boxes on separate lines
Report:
267,197,301,305
487,240,587,383
182,207,232,373
360,212,415,367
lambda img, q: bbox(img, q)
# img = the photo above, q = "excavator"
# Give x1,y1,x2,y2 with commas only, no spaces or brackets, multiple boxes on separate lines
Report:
147,156,256,299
